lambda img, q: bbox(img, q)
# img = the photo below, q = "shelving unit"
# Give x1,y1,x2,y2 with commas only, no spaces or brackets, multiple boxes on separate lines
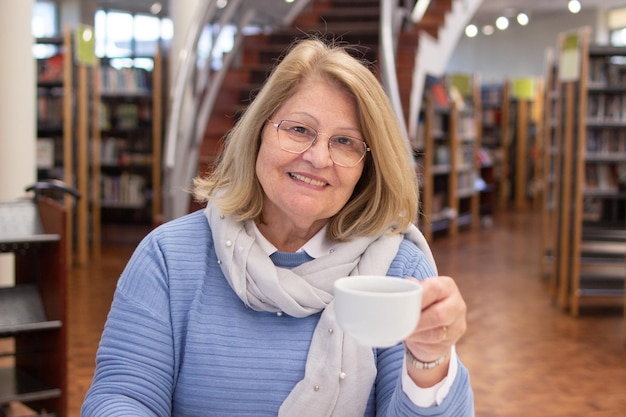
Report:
98,46,163,228
35,29,74,267
504,78,544,211
550,26,625,316
417,75,481,241
448,73,482,231
36,26,100,265
0,196,69,416
540,47,563,299
480,82,509,221
417,95,454,241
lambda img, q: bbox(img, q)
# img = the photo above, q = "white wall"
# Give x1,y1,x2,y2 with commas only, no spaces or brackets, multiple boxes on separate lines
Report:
446,9,604,82
0,0,35,285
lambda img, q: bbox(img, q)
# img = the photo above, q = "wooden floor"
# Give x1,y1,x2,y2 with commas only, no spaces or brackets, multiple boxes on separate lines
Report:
66,209,626,416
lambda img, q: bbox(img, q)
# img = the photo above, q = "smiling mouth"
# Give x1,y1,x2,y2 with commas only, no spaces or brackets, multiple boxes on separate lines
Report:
289,172,328,187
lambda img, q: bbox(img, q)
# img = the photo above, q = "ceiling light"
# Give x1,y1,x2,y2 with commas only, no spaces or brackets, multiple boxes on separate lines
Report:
568,0,581,14
150,2,162,15
465,24,478,38
517,13,529,26
482,25,495,36
496,16,509,30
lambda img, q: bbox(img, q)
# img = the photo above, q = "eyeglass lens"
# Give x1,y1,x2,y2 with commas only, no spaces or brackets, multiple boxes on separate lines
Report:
275,120,367,167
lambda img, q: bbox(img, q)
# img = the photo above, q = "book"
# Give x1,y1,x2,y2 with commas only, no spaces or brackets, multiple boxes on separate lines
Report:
36,138,54,169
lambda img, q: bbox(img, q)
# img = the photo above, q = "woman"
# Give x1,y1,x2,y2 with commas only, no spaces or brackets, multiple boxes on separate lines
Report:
82,37,473,416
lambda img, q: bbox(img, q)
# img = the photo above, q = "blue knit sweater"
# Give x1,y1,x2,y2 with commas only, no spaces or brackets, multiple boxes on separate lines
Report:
81,210,474,416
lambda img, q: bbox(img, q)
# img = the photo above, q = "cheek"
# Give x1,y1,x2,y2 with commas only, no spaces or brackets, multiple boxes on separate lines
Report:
255,143,270,186
345,167,365,192
255,138,280,190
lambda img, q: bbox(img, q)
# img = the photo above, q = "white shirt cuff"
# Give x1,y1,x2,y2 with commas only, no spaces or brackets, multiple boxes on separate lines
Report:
401,345,458,407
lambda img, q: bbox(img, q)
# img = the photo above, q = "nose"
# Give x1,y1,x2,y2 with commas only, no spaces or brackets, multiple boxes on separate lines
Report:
302,134,334,168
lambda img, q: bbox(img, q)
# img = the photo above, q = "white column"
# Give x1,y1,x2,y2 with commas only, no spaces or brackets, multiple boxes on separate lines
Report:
0,0,35,200
169,0,201,88
0,0,35,285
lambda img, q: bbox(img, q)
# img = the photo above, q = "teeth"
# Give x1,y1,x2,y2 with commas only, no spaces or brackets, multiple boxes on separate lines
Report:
290,173,327,187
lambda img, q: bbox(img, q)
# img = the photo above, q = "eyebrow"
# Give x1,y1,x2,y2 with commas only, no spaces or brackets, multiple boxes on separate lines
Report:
281,114,362,136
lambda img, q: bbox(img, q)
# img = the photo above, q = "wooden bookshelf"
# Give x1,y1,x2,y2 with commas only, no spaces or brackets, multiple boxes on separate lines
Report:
503,77,544,211
550,26,625,316
98,46,163,229
35,28,75,267
36,26,100,265
417,75,481,241
417,95,454,241
0,196,69,416
480,82,509,221
540,46,563,300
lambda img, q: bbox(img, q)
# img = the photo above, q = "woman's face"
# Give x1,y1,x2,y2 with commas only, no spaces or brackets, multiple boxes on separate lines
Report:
256,75,365,232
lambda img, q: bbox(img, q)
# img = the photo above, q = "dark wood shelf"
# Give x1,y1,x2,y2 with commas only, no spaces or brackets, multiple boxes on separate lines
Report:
0,367,62,404
0,196,68,416
0,285,62,336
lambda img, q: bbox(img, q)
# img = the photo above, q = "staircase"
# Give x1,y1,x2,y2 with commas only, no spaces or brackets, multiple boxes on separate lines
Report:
191,0,453,213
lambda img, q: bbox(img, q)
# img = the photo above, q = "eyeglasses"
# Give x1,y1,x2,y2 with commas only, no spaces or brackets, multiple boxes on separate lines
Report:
268,119,370,168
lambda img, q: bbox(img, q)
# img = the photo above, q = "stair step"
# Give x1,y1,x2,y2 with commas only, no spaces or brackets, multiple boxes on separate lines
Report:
248,65,274,84
196,0,454,170
318,7,380,23
269,22,379,43
330,0,380,8
415,23,439,38
238,84,261,104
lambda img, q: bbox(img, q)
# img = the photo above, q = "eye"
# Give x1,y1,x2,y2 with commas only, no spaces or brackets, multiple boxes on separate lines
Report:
332,136,361,149
283,121,316,139
291,125,310,136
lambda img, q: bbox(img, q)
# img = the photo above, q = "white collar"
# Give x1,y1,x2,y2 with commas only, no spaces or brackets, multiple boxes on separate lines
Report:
248,220,334,259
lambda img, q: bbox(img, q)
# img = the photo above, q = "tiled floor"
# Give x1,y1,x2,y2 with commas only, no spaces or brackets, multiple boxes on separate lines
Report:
67,209,626,416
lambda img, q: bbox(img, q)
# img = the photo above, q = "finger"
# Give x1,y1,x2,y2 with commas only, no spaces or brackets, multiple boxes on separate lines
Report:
413,325,449,343
416,280,465,331
406,316,466,360
413,315,465,344
408,276,453,311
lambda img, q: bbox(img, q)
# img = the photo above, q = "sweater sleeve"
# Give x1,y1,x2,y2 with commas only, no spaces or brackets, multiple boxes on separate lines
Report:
81,230,175,417
367,239,475,416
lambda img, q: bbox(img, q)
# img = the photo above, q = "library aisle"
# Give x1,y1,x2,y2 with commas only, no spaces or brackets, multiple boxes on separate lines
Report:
66,209,626,417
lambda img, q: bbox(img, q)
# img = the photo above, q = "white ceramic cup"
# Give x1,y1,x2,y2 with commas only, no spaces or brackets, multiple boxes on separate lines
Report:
333,275,423,348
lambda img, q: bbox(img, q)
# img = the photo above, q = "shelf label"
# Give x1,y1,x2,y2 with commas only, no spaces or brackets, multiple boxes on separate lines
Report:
75,25,97,66
450,73,472,97
559,33,581,82
511,78,535,100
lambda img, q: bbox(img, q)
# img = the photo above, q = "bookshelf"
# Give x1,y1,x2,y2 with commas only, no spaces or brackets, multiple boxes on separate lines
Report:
551,27,625,316
417,75,481,241
35,29,75,267
36,26,100,265
98,46,163,228
0,195,70,416
447,73,481,232
480,82,509,221
417,94,454,241
540,47,563,300
504,78,544,211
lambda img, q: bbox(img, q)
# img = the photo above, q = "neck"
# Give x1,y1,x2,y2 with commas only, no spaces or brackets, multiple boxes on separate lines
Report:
256,220,325,252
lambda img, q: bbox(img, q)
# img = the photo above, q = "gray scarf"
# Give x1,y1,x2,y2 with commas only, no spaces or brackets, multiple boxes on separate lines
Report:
205,203,436,417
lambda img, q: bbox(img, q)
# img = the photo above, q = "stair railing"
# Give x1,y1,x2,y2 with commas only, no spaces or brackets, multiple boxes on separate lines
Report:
379,0,415,167
162,0,310,221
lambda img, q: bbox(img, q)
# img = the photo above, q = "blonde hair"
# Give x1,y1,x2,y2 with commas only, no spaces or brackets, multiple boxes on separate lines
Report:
192,36,418,240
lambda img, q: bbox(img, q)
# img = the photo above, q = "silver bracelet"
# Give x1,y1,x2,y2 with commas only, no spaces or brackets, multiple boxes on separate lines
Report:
404,343,448,370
